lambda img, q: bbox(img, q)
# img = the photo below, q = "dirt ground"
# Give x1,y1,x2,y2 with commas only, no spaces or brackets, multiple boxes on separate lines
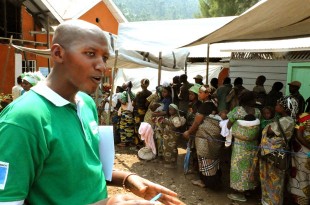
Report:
108,146,261,205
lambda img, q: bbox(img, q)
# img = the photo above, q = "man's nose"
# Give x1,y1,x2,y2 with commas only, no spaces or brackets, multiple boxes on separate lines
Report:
95,58,106,72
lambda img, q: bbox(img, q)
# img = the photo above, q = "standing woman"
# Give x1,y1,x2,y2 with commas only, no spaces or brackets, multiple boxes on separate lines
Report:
226,91,261,202
118,81,136,147
260,96,297,205
133,79,152,145
289,112,310,205
183,85,221,189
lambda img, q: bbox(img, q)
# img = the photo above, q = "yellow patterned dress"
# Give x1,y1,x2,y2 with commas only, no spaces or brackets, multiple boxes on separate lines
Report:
260,116,295,205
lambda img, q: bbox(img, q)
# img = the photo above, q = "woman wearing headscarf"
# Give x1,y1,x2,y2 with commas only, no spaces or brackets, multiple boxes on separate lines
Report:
162,104,186,168
289,112,310,205
118,81,136,147
21,71,46,92
183,85,221,189
226,91,261,202
260,96,297,205
144,85,163,127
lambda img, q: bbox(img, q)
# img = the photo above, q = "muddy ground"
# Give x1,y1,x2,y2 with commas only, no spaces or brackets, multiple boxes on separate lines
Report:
108,146,261,205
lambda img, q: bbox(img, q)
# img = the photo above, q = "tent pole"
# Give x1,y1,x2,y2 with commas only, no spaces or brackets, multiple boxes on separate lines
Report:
1,35,12,93
206,44,210,85
158,52,162,86
107,50,119,125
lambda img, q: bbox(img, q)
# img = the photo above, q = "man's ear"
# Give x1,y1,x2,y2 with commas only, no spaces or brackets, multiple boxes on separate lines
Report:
51,44,65,63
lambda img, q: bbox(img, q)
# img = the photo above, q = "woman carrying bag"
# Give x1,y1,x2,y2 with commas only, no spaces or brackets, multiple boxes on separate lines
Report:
260,96,298,205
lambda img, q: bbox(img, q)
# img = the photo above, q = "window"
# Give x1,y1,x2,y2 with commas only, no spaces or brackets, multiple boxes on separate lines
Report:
22,60,36,73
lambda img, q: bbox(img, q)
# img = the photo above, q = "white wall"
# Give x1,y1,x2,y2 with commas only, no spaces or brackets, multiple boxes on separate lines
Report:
14,53,22,85
229,60,289,93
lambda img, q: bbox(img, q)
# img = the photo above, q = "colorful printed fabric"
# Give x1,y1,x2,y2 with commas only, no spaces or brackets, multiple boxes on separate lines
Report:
289,136,310,205
144,93,160,126
119,109,135,143
230,138,258,191
260,116,295,156
162,131,179,164
259,116,295,205
260,157,285,205
198,156,220,176
134,108,147,142
227,106,261,191
162,115,185,164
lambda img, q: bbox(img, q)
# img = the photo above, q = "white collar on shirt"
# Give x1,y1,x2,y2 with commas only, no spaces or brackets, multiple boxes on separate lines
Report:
31,82,83,107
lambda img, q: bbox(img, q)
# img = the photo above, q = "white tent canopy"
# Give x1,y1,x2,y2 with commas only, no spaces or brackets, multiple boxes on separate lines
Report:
185,0,310,46
116,16,236,53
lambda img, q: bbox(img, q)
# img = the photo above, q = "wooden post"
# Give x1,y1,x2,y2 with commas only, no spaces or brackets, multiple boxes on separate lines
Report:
107,50,119,125
158,52,162,86
206,44,210,85
23,51,30,72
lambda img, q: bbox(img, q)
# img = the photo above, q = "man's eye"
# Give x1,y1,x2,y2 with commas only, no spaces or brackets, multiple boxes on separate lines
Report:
85,52,95,57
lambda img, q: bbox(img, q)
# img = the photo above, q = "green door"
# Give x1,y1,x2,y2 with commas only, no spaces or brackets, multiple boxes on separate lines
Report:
286,62,310,100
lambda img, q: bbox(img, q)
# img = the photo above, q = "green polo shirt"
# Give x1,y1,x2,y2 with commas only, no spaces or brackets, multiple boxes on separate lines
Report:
0,83,107,204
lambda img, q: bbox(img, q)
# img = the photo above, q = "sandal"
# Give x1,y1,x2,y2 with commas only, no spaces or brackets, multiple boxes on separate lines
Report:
227,193,247,202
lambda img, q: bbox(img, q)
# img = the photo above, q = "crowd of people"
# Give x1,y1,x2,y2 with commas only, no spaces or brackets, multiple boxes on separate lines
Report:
100,73,310,205
0,20,184,205
1,19,310,205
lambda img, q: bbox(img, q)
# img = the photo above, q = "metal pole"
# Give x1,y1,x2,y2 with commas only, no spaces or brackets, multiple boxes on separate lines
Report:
206,44,210,85
158,52,162,86
107,50,119,125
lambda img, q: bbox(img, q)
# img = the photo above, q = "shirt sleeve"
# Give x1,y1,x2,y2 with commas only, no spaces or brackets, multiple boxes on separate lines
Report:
0,123,45,202
197,102,216,116
227,106,239,124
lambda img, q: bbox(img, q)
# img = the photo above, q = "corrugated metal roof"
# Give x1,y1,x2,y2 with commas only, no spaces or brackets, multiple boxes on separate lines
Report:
219,37,310,52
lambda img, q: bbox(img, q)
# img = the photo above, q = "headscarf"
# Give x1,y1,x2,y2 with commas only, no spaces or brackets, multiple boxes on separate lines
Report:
277,96,299,118
168,103,186,128
189,83,201,95
169,103,180,117
120,90,135,104
21,71,45,86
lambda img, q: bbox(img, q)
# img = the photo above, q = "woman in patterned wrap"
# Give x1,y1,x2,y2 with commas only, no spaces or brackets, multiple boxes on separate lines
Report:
183,85,221,190
226,91,261,203
118,81,136,147
260,96,297,205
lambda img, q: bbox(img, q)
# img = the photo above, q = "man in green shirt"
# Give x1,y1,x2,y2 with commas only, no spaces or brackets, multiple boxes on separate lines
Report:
0,19,182,205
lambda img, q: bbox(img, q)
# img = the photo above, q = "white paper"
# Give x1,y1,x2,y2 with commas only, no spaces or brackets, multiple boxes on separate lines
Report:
98,126,114,181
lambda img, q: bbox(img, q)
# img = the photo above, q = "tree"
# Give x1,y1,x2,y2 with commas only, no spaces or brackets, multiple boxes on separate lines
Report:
196,0,260,18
